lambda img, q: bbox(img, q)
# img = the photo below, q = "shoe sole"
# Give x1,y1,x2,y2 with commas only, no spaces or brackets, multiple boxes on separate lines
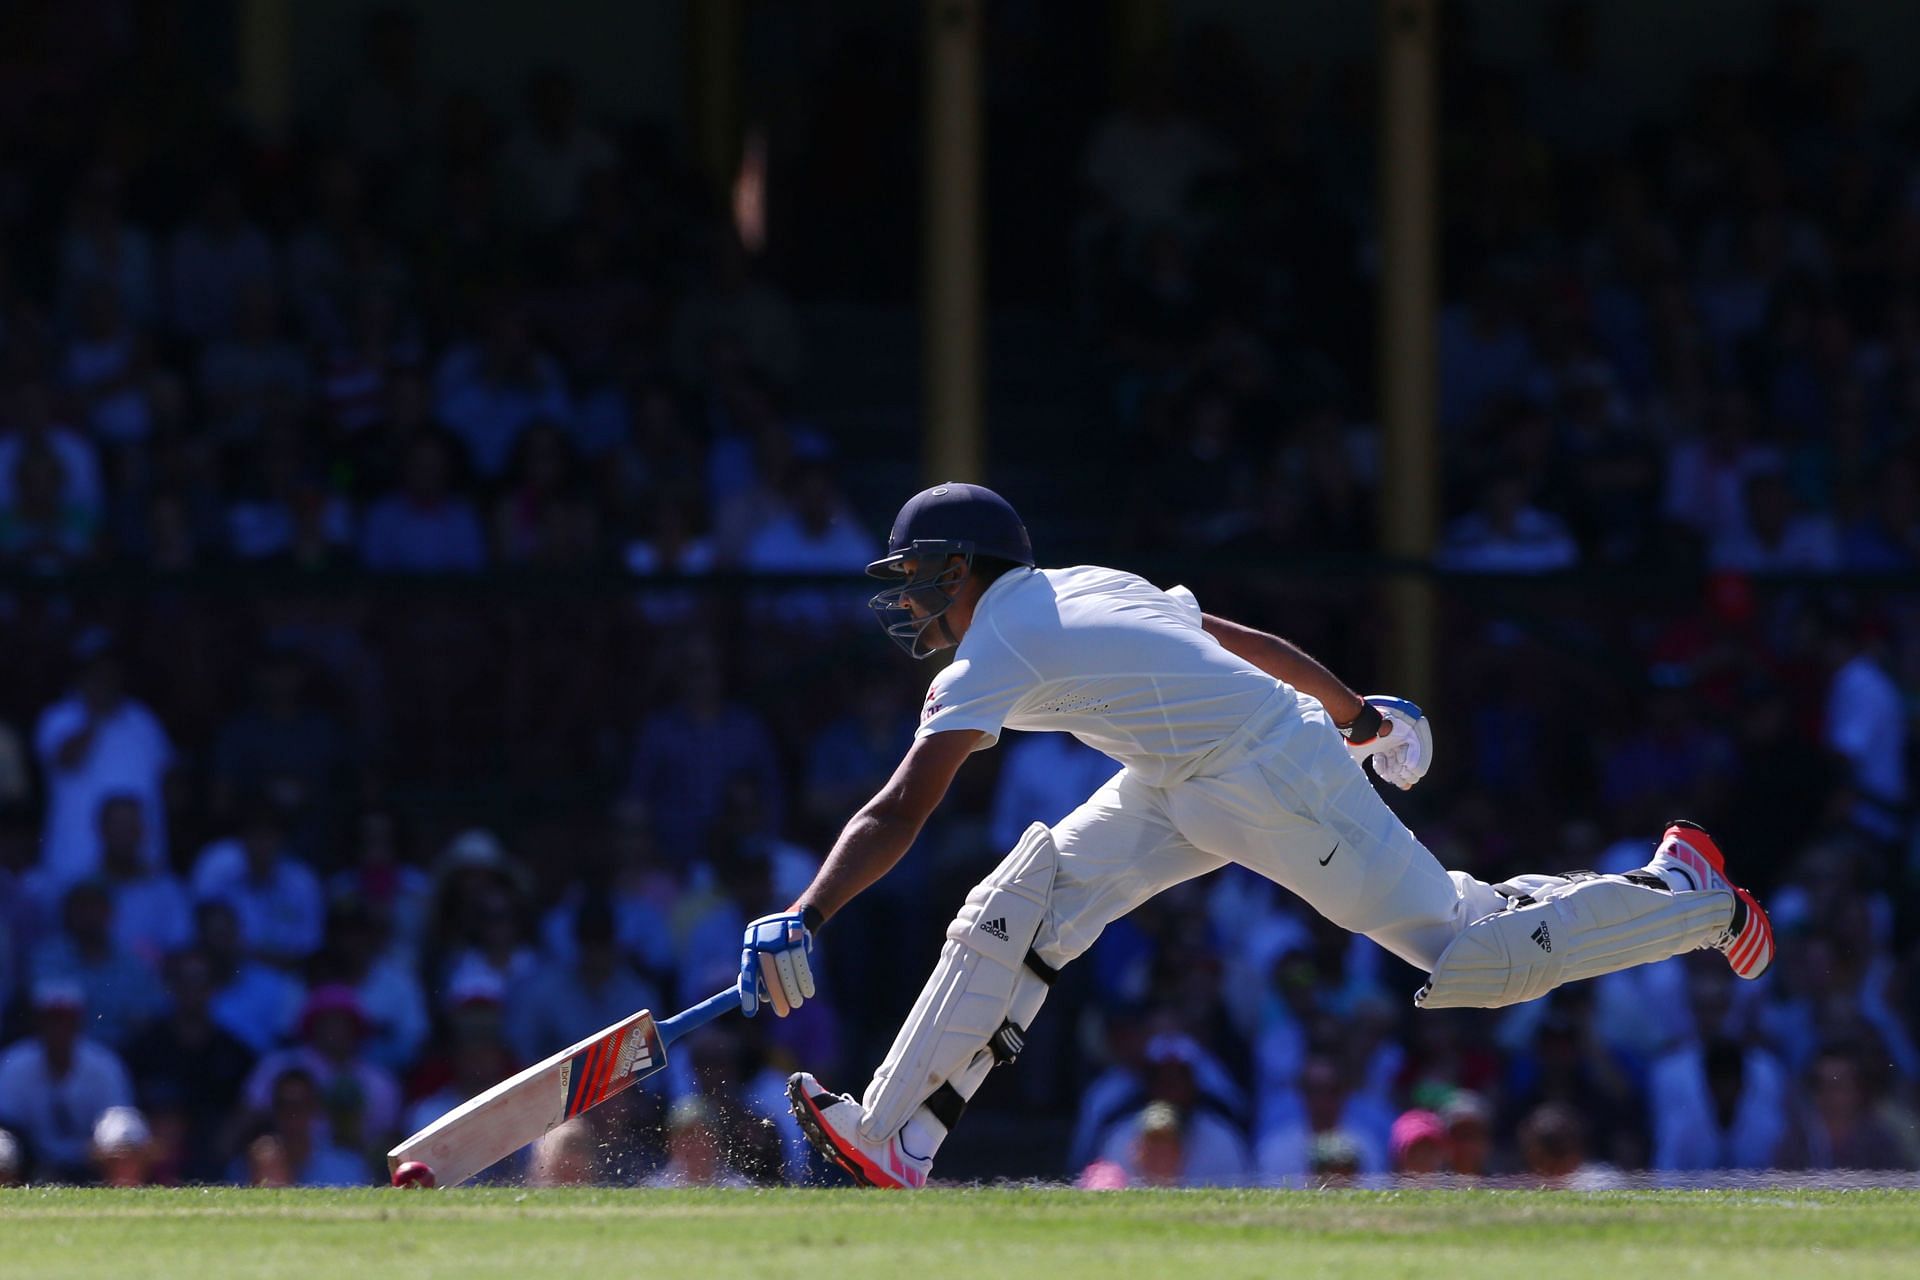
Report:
786,1073,906,1189
1664,820,1774,980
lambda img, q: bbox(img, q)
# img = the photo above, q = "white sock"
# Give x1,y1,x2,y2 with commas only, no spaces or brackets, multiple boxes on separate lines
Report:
1642,862,1699,894
898,1110,942,1164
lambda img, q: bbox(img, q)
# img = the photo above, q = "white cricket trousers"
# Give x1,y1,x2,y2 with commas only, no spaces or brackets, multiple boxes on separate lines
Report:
1036,702,1504,974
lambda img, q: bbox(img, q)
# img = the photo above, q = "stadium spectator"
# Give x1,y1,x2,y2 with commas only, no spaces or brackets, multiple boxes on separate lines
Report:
28,880,166,1048
644,1095,752,1188
32,630,172,887
740,449,871,578
1081,1099,1186,1189
0,381,104,529
224,420,356,565
506,898,658,1064
126,947,258,1182
62,281,158,446
0,1128,21,1186
1436,473,1579,573
90,1105,157,1187
988,731,1122,855
434,305,571,480
0,979,134,1181
1517,1103,1627,1189
1823,621,1907,840
1389,1109,1449,1177
322,903,428,1073
527,1116,598,1186
359,429,488,572
1096,1035,1251,1187
1646,960,1790,1169
243,985,402,1152
239,1066,369,1187
670,233,803,391
1257,1042,1389,1181
0,434,98,571
1502,1001,1647,1172
55,166,157,326
198,281,309,443
207,649,351,829
319,289,424,438
400,983,515,1139
194,899,306,1055
329,806,433,957
1440,1091,1494,1178
539,801,677,982
1776,1045,1915,1171
501,67,617,230
166,180,275,344
626,646,783,859
191,801,327,966
1708,469,1842,571
88,794,191,967
492,421,597,566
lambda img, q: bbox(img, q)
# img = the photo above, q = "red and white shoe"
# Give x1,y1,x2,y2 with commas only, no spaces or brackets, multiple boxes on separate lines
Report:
1650,820,1774,980
786,1072,931,1190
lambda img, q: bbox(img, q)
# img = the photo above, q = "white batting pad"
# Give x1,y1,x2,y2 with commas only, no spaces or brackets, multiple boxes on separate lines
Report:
1416,874,1733,1010
859,822,1058,1143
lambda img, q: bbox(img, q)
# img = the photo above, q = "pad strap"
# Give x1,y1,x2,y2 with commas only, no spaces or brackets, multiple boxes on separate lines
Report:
1025,949,1058,986
925,1082,967,1132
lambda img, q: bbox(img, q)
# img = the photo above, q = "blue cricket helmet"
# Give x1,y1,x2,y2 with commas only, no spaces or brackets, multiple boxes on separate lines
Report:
866,482,1034,658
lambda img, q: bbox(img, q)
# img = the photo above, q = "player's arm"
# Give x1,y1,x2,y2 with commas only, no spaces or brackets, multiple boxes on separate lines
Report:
1202,612,1434,790
1200,613,1366,726
737,728,981,1017
795,728,981,923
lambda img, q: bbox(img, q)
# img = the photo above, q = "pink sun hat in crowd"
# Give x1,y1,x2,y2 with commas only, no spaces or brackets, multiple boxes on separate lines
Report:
1390,1108,1448,1163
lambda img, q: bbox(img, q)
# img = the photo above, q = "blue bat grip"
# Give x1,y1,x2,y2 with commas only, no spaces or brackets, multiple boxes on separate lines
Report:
657,986,743,1047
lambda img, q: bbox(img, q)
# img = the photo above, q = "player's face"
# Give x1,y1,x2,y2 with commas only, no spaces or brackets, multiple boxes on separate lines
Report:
898,555,969,647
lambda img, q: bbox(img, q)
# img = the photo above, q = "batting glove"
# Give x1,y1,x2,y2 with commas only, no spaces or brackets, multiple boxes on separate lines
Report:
739,910,817,1017
1342,694,1433,790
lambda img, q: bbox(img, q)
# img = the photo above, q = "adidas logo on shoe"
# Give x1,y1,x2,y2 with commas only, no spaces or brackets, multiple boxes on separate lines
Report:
981,916,1009,941
1530,923,1552,952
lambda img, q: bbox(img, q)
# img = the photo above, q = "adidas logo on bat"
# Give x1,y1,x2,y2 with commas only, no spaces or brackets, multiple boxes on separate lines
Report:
981,916,1010,941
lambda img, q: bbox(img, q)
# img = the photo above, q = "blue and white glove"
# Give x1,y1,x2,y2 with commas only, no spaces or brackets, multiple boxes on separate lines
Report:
739,910,817,1017
1342,694,1433,790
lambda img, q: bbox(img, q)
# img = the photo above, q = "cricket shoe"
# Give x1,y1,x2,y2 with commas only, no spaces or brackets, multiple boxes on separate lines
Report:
1650,819,1774,980
786,1072,930,1189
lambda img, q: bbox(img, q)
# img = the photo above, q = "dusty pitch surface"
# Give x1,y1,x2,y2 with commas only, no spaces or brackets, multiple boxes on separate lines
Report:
3,1185,1918,1279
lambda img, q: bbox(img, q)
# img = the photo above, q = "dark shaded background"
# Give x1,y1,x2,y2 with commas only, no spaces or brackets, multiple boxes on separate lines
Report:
0,0,1916,1189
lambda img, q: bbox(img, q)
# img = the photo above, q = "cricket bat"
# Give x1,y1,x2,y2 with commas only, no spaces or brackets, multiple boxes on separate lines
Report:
386,986,741,1187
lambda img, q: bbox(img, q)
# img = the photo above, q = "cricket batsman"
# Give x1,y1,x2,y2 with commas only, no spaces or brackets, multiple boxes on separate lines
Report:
737,482,1773,1188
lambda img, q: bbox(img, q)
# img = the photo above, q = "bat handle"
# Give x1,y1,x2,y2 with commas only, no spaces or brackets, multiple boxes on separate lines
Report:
658,986,744,1047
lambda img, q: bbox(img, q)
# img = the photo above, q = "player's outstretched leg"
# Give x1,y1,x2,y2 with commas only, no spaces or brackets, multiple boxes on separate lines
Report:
1416,819,1770,1008
787,822,1064,1188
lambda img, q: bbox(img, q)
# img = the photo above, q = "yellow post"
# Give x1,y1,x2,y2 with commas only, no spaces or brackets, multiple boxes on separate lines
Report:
924,0,985,484
687,0,746,204
236,0,293,143
1378,0,1439,700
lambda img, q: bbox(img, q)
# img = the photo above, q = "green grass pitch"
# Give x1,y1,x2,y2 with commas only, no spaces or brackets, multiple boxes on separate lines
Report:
3,1185,1917,1279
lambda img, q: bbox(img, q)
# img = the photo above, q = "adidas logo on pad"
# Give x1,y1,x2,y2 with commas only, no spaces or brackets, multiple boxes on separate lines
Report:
1531,923,1552,952
981,917,1010,941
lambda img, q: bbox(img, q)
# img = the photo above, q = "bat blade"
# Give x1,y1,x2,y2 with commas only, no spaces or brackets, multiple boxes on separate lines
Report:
387,1006,668,1187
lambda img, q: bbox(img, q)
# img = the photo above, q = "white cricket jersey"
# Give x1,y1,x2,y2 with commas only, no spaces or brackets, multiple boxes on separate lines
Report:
915,565,1307,787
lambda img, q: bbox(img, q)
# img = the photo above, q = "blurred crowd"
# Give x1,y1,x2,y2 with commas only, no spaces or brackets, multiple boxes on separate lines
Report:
0,0,1918,1188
